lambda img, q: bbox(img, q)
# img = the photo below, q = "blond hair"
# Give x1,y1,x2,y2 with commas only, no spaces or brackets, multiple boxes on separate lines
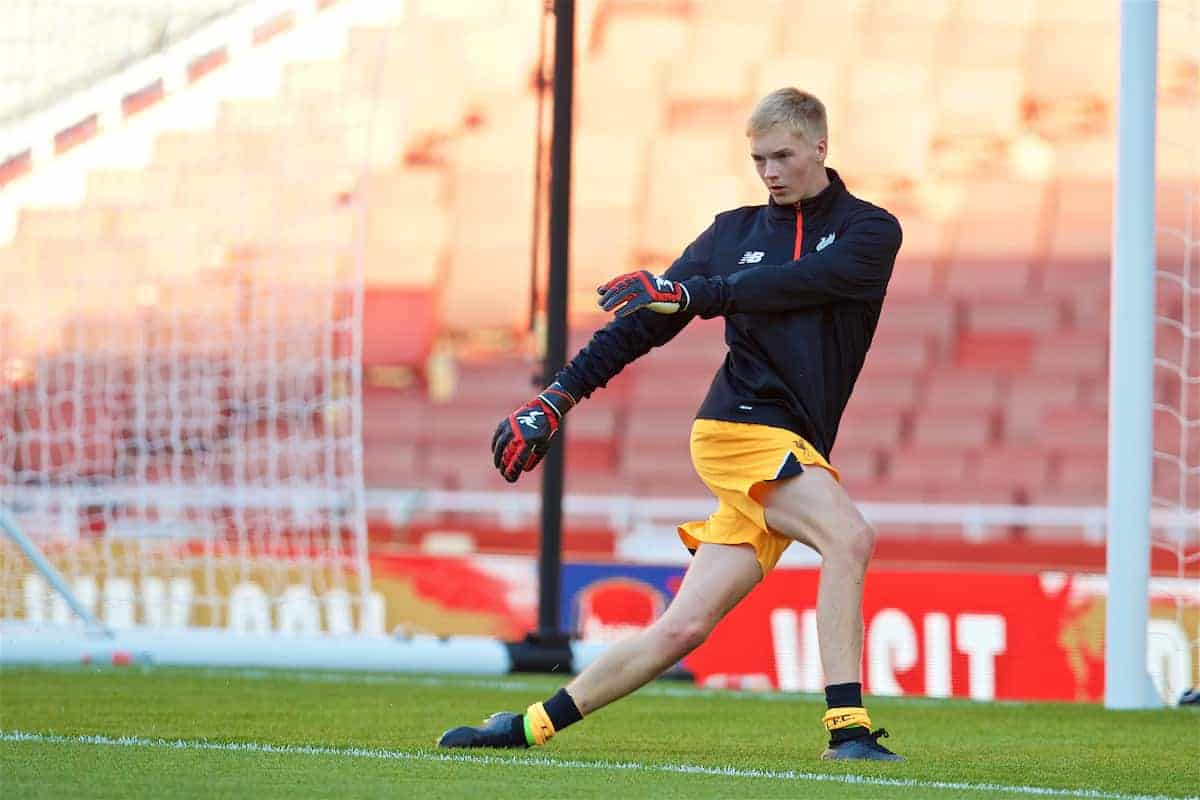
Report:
746,88,828,144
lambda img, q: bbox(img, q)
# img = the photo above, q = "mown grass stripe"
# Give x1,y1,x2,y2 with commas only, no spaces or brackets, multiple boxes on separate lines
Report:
2,730,1192,800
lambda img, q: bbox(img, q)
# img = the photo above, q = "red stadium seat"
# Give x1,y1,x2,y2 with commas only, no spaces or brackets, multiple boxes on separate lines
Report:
626,465,709,500
835,409,906,451
886,259,939,297
630,371,716,411
975,446,1055,496
945,260,1033,297
1041,259,1109,295
361,288,438,369
1004,375,1083,440
363,445,425,488
426,445,507,491
861,337,931,375
833,448,882,486
454,361,542,404
878,449,1020,504
426,401,502,446
954,331,1035,373
885,448,972,487
873,298,957,354
362,389,433,445
964,296,1064,334
564,438,619,473
620,433,698,495
1030,332,1107,377
626,409,694,446
1025,485,1106,507
920,372,1003,413
1038,407,1108,455
1057,452,1108,492
844,373,919,414
909,409,994,449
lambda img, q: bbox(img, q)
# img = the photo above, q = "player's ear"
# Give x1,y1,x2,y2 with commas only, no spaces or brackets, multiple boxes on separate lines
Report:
814,137,828,162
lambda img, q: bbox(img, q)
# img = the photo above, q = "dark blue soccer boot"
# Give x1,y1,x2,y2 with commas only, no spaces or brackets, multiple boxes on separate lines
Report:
437,711,528,749
821,728,904,761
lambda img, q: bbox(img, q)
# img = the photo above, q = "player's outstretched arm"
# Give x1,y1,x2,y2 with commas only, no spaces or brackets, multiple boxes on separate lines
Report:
492,223,715,483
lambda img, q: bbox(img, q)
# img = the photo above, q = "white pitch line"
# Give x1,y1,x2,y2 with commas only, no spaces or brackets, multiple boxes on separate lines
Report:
2,730,1193,800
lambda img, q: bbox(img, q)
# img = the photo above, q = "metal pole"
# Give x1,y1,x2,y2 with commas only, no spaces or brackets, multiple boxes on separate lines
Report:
0,508,111,636
507,0,574,673
537,0,574,642
1106,0,1158,709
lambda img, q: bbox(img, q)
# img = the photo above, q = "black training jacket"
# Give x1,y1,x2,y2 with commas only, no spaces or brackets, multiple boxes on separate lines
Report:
554,168,902,460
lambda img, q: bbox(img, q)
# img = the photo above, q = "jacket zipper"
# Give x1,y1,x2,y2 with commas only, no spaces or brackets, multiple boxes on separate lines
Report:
794,207,804,259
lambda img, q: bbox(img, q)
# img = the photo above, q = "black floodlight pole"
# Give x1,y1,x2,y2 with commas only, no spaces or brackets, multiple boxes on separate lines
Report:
508,0,574,674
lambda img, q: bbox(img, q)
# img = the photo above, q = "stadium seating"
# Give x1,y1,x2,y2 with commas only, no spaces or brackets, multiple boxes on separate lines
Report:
7,0,1188,546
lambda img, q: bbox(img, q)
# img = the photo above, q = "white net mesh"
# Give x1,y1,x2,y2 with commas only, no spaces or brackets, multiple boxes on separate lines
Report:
0,256,371,634
0,0,383,635
1151,0,1199,704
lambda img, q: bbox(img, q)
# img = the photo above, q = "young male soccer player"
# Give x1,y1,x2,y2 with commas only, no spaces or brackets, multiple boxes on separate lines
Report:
438,88,903,761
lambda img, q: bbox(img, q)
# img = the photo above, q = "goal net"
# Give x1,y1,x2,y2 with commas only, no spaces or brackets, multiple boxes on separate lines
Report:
0,1,378,639
0,255,373,636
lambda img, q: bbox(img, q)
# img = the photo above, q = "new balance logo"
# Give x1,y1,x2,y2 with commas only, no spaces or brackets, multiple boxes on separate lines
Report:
738,251,765,264
516,410,544,428
816,233,836,251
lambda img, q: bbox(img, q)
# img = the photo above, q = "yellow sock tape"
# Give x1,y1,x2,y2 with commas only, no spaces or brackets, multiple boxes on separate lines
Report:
822,706,872,732
524,702,556,746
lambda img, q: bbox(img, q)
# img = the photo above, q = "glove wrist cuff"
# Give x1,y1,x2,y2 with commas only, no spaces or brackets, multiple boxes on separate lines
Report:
538,382,577,419
680,276,719,318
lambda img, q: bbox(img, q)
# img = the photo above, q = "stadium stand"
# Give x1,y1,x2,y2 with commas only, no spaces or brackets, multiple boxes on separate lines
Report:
1,0,1170,559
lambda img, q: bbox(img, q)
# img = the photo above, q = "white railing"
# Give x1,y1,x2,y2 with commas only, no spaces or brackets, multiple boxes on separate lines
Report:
5,485,1195,546
364,489,1198,545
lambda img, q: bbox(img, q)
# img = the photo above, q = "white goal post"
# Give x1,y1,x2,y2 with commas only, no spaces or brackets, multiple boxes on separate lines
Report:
1106,0,1160,711
1107,0,1199,709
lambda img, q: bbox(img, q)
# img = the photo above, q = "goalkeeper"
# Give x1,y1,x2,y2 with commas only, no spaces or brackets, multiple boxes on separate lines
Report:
439,88,903,761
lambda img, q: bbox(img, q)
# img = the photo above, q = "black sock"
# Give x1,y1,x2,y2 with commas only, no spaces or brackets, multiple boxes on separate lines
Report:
824,682,863,710
825,682,869,744
543,688,583,731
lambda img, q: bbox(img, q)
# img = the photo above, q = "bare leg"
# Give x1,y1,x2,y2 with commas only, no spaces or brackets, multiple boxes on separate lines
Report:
565,542,761,715
761,467,875,685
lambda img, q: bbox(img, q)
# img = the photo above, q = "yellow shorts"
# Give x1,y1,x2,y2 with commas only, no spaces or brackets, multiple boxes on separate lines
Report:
677,419,840,577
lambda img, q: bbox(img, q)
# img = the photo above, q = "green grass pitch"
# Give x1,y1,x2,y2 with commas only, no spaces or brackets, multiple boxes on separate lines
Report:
1,666,1197,799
